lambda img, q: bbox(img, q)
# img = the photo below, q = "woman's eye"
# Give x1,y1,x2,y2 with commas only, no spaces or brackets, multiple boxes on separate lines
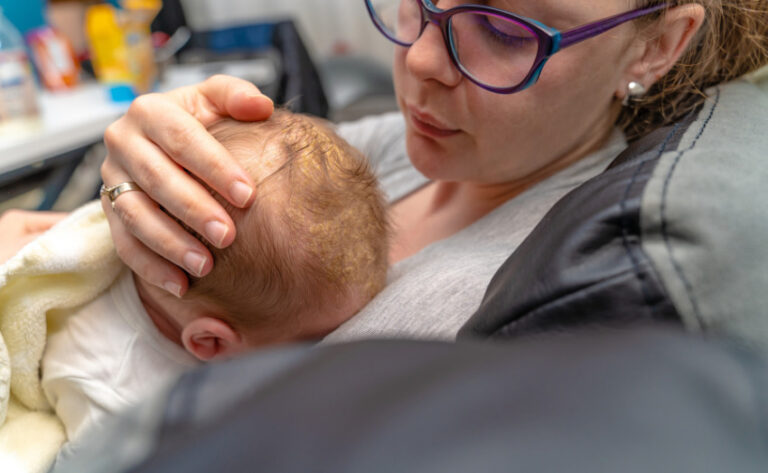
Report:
477,15,529,47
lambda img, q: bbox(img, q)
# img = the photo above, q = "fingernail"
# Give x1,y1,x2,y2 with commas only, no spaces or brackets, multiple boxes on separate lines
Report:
183,250,208,277
163,281,183,298
230,180,253,207
205,220,230,248
249,93,273,105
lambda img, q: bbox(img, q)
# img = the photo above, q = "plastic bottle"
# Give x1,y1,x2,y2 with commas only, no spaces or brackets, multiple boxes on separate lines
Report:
85,4,134,102
27,26,81,91
120,0,161,96
0,7,39,127
85,0,160,102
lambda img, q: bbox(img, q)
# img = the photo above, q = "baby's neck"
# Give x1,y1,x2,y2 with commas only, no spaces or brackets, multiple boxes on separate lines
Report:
132,273,189,347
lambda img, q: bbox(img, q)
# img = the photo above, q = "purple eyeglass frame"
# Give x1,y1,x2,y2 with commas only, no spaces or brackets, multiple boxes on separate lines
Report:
365,0,669,94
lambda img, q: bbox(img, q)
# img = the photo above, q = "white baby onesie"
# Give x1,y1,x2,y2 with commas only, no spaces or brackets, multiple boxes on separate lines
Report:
41,268,199,443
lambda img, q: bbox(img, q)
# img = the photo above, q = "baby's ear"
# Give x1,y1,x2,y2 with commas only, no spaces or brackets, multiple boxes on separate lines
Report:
181,317,247,361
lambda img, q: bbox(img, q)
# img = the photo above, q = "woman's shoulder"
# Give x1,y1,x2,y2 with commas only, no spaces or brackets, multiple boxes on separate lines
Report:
335,112,406,161
460,79,768,349
638,79,768,346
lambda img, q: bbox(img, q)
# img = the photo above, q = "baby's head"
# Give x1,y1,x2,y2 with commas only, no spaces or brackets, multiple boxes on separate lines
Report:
174,111,388,358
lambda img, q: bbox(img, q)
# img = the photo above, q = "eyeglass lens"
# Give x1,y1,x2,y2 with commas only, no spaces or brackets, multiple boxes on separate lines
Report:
368,0,542,89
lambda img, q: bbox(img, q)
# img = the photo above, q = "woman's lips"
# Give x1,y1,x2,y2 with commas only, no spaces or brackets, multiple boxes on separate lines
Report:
408,108,461,138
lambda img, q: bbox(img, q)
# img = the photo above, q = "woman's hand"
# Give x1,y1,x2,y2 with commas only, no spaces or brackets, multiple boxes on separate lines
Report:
100,75,274,297
0,209,67,265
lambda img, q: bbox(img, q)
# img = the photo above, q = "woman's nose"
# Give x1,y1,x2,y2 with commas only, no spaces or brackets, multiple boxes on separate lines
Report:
404,21,463,88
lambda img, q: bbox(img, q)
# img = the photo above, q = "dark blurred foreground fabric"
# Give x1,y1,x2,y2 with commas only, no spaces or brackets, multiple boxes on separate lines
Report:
52,325,768,473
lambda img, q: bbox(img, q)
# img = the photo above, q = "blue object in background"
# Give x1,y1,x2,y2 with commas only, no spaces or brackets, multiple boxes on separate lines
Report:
0,0,46,35
193,23,276,54
108,84,137,103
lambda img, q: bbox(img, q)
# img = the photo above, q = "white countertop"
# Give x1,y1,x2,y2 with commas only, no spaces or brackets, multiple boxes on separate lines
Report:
0,59,277,176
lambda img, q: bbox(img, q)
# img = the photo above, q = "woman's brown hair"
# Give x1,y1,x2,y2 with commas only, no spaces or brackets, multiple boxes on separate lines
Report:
618,0,768,140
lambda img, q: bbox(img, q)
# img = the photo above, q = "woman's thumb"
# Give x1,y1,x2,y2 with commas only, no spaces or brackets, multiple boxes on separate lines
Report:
198,74,274,122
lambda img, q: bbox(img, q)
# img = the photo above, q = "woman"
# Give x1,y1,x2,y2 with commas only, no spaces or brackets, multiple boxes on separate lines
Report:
0,210,67,264
12,1,768,340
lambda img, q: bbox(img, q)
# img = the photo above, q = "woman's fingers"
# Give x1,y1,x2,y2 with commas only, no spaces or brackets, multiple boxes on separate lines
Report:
171,74,275,123
102,204,188,298
105,118,238,249
128,96,255,209
100,75,275,296
100,186,214,297
101,160,217,274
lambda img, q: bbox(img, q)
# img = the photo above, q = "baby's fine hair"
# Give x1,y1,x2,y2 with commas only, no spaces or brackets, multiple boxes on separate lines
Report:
186,110,389,333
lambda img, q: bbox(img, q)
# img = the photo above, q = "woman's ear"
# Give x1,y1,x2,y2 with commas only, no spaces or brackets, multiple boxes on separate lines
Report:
618,4,706,98
181,317,247,361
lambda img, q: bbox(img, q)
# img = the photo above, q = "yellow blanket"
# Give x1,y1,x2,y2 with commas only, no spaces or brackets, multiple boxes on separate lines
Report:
0,201,122,473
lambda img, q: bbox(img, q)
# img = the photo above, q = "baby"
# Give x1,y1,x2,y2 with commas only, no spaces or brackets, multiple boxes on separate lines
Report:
40,110,389,444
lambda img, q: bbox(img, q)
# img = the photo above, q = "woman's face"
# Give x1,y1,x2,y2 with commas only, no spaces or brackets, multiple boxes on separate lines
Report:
393,0,644,185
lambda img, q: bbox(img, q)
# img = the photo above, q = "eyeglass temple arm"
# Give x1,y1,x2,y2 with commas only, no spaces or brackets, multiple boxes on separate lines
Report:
558,4,668,50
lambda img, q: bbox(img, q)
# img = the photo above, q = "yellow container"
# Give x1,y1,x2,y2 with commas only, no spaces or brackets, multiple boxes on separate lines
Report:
121,0,161,96
85,1,160,101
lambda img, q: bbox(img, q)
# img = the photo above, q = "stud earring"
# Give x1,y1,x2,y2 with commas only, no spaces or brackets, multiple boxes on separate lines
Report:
623,81,647,106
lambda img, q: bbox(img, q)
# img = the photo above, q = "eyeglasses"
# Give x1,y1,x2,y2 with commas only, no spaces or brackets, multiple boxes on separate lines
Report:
365,0,668,94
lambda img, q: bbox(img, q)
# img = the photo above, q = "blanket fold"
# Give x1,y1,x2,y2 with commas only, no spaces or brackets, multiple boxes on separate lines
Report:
0,201,123,473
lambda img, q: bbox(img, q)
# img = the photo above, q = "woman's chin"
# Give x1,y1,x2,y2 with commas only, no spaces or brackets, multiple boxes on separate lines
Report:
405,131,463,181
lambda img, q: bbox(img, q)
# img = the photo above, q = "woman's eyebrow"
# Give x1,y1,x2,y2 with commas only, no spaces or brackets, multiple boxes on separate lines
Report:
485,0,588,30
475,0,552,21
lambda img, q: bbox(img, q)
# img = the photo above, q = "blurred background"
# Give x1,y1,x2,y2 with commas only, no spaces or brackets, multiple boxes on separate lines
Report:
0,0,397,213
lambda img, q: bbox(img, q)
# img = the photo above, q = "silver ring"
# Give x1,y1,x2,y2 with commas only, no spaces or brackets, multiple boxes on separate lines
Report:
100,182,143,209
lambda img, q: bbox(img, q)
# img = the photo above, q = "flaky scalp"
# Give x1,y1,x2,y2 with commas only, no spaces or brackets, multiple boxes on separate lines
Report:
186,111,389,334
618,0,768,140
